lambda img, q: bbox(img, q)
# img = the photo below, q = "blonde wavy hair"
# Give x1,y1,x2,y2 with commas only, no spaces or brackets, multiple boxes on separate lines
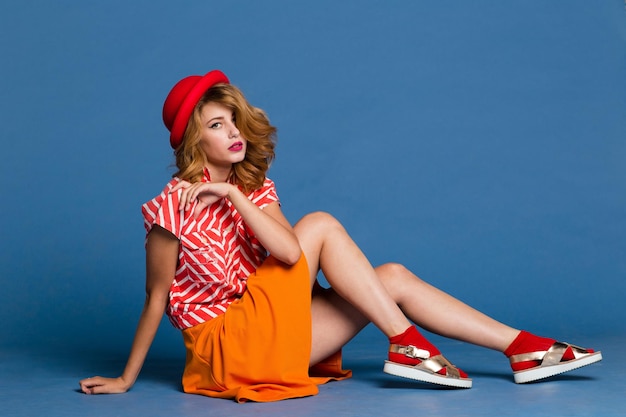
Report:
173,83,276,193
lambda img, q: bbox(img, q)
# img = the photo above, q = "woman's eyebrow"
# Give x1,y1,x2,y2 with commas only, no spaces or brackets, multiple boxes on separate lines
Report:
206,116,225,124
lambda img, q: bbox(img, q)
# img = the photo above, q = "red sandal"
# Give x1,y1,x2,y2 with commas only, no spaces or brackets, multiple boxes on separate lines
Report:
383,344,473,388
509,341,602,383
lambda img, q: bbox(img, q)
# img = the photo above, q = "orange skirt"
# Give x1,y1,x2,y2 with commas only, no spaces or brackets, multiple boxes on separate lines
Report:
181,254,351,403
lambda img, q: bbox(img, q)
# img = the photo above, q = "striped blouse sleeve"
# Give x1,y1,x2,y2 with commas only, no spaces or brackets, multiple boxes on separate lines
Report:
141,179,184,239
251,178,279,209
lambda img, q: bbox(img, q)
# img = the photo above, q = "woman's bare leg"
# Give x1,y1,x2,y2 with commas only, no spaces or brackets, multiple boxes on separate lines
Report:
294,212,412,336
294,212,412,364
375,263,519,351
294,212,600,385
306,264,519,364
294,212,519,365
309,287,370,364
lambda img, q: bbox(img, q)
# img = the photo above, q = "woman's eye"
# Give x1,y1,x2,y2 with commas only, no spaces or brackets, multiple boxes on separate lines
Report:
210,122,222,129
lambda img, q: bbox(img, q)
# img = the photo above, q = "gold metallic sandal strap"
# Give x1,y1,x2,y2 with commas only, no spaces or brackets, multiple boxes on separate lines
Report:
389,344,431,360
509,341,590,366
420,356,445,374
427,355,461,379
568,343,592,358
509,350,549,364
389,344,463,379
541,342,569,366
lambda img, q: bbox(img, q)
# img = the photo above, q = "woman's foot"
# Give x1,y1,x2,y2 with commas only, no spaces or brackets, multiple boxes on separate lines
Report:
504,330,603,383
383,326,472,388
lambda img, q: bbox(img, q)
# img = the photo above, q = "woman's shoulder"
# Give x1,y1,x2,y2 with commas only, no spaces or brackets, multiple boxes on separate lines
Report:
141,178,186,234
248,177,279,206
262,177,276,189
164,177,184,192
142,178,183,214
153,177,184,197
251,177,276,195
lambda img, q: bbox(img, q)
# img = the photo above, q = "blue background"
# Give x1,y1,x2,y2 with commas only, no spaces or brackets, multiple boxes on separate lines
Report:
1,0,624,365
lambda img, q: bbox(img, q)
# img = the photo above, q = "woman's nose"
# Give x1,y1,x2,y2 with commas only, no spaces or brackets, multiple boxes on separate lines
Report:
229,124,240,138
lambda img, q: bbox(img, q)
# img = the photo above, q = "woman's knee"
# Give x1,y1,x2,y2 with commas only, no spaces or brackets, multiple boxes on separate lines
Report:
376,262,411,280
295,211,343,235
376,262,423,298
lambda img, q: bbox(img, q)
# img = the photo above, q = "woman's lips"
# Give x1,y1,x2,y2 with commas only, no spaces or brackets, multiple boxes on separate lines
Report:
229,141,243,151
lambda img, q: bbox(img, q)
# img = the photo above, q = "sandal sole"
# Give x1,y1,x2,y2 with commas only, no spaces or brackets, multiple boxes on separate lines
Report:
383,361,473,388
513,351,603,384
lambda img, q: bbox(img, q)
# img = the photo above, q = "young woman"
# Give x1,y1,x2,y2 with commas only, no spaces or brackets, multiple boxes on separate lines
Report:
79,70,601,402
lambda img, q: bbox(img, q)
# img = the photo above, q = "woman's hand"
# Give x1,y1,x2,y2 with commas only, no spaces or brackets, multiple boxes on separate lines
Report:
171,181,234,217
79,376,131,395
171,179,301,264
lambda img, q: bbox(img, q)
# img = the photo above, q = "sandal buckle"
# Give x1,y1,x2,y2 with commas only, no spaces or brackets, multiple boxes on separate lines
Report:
405,345,431,359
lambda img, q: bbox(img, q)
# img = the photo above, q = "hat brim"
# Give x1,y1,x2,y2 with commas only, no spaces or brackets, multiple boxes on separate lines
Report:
170,70,230,148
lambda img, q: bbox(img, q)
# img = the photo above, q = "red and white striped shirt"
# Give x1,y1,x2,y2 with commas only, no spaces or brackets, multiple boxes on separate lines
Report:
141,171,279,329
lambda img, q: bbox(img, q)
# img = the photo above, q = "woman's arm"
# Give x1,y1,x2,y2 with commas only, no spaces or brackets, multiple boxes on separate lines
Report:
230,189,301,264
79,225,179,394
173,181,301,265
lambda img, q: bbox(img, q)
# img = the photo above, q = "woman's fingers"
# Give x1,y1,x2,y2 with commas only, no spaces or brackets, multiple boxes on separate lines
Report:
79,376,128,395
170,181,227,213
169,180,190,193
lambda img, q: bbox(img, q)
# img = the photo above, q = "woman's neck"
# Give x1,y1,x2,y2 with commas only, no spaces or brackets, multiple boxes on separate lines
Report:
205,164,232,183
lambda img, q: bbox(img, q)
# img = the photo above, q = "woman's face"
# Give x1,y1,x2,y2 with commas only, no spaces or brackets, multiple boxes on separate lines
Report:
197,101,247,171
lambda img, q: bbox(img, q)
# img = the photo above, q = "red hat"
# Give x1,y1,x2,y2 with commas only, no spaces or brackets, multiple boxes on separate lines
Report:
162,70,230,149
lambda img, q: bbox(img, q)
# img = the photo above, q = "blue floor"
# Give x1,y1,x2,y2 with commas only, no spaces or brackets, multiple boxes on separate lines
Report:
2,329,623,417
1,2,623,417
